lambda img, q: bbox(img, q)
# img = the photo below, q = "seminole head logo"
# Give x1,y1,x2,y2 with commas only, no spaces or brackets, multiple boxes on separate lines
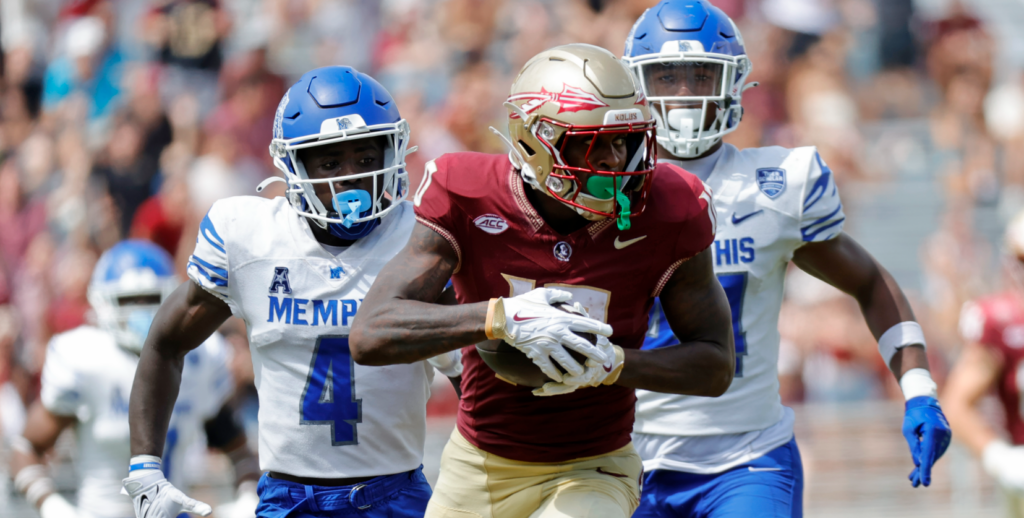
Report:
507,84,609,119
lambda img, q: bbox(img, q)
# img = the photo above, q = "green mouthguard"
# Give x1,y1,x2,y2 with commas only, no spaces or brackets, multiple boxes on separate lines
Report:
586,176,632,231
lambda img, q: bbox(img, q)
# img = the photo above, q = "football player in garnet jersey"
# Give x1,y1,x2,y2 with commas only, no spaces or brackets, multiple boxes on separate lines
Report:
623,1,951,516
948,211,1024,517
350,43,734,518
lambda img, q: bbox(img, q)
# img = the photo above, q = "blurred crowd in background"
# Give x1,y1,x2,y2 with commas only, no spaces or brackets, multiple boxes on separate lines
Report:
1,0,1023,491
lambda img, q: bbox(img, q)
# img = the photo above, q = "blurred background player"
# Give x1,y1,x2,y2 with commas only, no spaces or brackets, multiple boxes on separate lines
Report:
947,210,1024,518
124,66,453,518
9,240,257,518
624,1,951,516
351,43,732,518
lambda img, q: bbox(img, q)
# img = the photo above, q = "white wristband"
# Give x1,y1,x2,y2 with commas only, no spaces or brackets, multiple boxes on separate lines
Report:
899,368,938,401
128,454,163,479
878,321,926,367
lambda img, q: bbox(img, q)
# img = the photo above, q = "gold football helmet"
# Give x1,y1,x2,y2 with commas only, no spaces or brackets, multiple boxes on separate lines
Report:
497,43,656,229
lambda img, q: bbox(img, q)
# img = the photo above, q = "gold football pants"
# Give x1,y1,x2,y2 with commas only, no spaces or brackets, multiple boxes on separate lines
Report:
426,428,642,518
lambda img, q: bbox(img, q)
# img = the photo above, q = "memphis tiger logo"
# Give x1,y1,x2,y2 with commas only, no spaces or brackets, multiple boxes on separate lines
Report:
507,85,609,118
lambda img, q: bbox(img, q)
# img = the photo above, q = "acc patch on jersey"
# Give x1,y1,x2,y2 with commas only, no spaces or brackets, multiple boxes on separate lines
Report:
756,168,786,199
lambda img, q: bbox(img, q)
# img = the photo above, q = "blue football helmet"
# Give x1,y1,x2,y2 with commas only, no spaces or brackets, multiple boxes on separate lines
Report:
623,0,753,158
264,66,412,240
87,240,179,353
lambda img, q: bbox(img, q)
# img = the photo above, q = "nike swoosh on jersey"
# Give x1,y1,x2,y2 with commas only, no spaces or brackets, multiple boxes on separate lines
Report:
731,210,764,225
747,466,782,472
512,312,540,322
596,467,629,478
613,235,647,249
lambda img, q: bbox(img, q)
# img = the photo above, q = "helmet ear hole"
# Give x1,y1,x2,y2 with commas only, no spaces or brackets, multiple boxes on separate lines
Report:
518,140,536,157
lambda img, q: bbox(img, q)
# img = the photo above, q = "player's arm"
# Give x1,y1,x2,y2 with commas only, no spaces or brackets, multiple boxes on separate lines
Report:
792,232,951,487
942,342,1000,456
944,338,1024,490
124,280,229,517
9,404,79,517
129,280,232,456
351,222,611,384
615,248,735,396
792,234,925,378
349,223,490,365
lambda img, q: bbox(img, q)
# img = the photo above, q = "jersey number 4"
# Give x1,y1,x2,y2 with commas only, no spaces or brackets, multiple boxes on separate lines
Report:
300,336,362,445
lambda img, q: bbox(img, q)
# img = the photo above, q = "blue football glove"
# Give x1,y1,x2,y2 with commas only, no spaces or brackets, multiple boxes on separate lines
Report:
901,396,952,487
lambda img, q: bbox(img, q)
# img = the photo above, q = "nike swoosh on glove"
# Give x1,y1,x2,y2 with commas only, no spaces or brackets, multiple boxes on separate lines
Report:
489,288,613,382
902,396,952,487
122,469,212,517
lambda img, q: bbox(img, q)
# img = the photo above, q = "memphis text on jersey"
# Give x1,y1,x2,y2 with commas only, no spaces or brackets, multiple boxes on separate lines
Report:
267,266,360,326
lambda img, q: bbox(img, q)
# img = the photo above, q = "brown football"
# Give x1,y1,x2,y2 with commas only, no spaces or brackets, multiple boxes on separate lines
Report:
475,302,597,387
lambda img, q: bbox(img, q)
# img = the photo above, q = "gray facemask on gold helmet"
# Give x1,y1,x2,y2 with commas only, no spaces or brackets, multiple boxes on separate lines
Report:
492,43,657,231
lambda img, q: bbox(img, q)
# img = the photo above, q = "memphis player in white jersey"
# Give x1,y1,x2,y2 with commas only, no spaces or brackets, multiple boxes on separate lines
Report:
9,240,257,518
623,2,952,516
123,66,457,518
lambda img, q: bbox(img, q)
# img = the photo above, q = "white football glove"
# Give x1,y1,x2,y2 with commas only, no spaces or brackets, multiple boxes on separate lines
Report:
122,456,212,518
983,440,1024,492
214,480,259,518
427,348,463,377
533,336,625,397
487,288,613,382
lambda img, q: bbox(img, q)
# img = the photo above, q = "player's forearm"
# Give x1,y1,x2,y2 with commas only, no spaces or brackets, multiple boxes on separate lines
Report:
617,341,733,396
350,300,488,365
129,346,184,456
794,236,926,378
943,395,999,457
856,266,929,378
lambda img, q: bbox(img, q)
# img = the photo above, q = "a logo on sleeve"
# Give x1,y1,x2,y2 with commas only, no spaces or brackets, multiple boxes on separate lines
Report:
269,267,293,294
756,168,786,199
474,214,509,235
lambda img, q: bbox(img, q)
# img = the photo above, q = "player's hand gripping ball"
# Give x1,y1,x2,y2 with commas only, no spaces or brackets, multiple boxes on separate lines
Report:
478,301,600,388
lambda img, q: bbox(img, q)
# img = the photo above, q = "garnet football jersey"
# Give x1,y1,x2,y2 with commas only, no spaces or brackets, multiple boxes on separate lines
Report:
960,291,1024,445
414,152,716,462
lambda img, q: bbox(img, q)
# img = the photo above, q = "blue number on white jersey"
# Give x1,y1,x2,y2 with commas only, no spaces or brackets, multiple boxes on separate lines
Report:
300,336,362,445
645,273,749,377
717,273,748,377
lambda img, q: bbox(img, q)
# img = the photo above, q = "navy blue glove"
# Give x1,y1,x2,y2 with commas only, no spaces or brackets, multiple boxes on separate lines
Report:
902,396,952,487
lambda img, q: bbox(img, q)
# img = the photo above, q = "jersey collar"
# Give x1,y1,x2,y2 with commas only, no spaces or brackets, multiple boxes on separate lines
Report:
660,144,729,182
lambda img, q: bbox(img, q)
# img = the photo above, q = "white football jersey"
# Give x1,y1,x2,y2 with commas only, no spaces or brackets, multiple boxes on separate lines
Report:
40,326,232,518
634,144,844,472
187,196,432,478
